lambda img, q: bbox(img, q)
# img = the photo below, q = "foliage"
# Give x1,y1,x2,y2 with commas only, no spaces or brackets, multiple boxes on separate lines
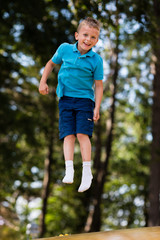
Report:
0,226,22,240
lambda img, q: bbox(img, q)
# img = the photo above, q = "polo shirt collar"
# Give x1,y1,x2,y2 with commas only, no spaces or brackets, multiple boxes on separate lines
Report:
73,42,95,57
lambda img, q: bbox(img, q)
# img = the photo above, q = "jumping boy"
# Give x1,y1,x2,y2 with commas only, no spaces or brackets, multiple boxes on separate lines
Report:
39,17,103,192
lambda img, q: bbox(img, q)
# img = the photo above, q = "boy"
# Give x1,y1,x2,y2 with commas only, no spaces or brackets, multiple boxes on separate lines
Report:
39,17,103,192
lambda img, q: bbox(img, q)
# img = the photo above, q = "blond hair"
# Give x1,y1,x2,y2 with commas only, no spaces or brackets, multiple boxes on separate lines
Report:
77,17,100,33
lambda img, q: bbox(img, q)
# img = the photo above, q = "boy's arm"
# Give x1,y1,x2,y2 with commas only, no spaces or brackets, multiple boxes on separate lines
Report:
39,59,56,95
93,80,103,121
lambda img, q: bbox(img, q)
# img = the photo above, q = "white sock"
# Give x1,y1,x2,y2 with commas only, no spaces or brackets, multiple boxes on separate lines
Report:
62,160,74,184
78,162,93,192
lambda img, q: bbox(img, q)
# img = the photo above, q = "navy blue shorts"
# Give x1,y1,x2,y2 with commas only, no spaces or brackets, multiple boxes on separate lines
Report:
58,96,95,140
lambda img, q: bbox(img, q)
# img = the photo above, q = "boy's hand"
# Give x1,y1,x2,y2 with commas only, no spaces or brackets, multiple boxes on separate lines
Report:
93,108,100,122
39,83,49,95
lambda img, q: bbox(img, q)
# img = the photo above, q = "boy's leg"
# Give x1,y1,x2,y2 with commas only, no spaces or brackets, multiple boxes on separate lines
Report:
62,134,76,184
77,133,93,192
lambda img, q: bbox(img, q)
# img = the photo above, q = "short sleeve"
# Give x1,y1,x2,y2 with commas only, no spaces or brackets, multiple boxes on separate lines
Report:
52,43,65,64
93,56,103,80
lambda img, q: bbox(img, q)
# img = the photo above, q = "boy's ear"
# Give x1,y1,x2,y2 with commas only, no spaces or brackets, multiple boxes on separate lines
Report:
75,32,78,40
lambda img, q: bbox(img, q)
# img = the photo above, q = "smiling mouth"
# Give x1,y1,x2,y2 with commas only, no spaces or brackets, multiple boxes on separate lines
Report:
84,42,91,47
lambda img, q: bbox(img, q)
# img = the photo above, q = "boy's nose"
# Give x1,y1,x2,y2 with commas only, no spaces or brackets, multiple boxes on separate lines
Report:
86,36,91,41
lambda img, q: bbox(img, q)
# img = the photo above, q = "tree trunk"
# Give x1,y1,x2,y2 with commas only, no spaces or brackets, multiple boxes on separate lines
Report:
39,139,54,237
148,54,160,226
39,90,57,237
84,118,103,232
148,0,160,227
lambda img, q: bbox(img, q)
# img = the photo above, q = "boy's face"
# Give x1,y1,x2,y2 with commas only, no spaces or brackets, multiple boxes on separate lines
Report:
75,24,99,55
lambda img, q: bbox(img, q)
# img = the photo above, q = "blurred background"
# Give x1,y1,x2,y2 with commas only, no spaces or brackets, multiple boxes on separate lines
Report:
0,0,160,239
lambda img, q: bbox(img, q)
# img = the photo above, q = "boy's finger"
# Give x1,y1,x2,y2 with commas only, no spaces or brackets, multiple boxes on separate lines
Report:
93,114,99,121
39,87,49,95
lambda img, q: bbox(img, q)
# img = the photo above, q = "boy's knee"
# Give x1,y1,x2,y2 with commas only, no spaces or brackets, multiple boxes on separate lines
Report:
64,134,76,141
77,133,88,142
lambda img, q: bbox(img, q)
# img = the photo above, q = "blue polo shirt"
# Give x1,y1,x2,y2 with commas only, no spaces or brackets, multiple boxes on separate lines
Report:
52,42,103,101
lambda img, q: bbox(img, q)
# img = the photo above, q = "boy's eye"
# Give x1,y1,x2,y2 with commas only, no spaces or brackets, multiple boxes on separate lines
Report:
84,33,88,36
